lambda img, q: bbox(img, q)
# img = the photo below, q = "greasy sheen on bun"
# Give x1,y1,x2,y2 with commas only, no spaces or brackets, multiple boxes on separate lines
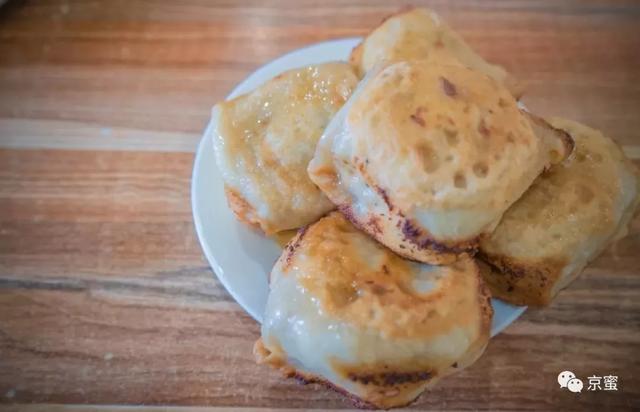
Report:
211,63,358,234
256,212,492,409
308,60,573,264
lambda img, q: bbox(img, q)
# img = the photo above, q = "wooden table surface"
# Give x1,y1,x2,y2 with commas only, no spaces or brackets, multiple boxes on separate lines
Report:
0,0,639,411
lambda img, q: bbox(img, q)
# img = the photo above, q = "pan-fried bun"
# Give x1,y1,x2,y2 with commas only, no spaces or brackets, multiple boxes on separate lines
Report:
350,8,523,97
211,63,358,234
308,60,573,264
256,212,492,409
479,118,640,306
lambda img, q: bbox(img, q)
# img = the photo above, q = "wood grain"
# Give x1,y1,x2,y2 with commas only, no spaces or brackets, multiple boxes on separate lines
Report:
0,0,639,411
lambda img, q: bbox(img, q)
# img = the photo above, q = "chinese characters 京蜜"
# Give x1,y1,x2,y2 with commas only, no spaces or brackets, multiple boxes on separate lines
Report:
559,371,618,393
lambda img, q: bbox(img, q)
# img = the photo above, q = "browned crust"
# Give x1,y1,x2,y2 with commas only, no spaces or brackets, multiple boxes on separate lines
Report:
477,251,565,307
269,224,311,284
366,215,383,235
523,111,575,164
337,204,474,264
254,338,423,410
374,185,393,211
399,218,478,256
224,186,266,233
340,160,477,264
290,369,384,410
345,370,432,388
471,259,495,336
281,224,309,272
555,125,577,162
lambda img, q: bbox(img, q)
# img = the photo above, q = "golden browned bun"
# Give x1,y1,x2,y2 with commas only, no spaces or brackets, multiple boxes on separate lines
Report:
257,212,492,409
350,7,524,97
223,187,262,231
308,60,573,264
479,118,640,306
211,63,359,234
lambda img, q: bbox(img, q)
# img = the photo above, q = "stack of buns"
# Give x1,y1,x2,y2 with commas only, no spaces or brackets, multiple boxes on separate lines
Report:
211,8,639,409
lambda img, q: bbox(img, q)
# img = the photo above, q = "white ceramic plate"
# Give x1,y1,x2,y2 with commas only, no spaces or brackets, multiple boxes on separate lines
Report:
191,38,526,336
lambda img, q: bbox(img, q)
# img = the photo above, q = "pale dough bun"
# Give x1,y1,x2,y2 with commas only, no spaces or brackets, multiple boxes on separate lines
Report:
479,118,640,306
256,212,492,409
350,7,524,97
308,60,573,264
211,63,359,234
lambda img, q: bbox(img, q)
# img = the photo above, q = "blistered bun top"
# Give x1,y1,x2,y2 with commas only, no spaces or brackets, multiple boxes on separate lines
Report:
346,60,570,215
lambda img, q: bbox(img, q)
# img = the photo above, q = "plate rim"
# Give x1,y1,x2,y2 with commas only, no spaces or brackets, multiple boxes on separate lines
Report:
191,37,527,336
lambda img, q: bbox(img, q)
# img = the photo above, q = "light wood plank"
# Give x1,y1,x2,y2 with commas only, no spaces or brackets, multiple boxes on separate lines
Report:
0,119,638,159
0,118,200,153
